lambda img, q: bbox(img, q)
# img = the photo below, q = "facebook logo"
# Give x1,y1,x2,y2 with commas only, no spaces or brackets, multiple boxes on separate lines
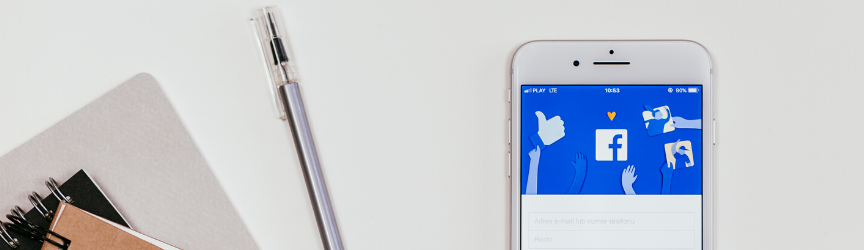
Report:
596,129,628,161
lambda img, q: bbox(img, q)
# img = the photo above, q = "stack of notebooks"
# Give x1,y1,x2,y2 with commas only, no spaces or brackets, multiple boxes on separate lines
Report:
1,170,179,249
0,74,260,249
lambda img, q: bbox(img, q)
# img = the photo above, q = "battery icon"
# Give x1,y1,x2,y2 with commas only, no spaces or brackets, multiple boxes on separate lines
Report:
687,87,699,93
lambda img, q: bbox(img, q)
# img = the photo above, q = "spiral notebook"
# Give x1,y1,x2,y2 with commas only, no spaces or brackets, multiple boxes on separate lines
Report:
0,169,129,249
44,202,180,250
0,73,259,249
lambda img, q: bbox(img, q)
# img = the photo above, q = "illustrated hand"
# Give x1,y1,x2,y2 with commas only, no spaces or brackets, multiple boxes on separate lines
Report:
526,145,542,195
671,116,702,129
535,111,565,145
622,165,637,187
671,116,684,126
528,145,541,159
660,161,674,177
660,161,674,194
567,152,588,194
570,152,587,174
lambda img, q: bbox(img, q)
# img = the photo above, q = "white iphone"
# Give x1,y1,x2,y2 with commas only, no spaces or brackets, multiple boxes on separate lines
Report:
509,41,713,250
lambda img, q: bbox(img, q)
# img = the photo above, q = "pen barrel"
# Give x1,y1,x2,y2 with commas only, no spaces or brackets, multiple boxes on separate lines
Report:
278,83,344,250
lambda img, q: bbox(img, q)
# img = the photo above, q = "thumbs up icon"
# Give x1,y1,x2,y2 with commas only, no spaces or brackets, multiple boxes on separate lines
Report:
529,111,565,150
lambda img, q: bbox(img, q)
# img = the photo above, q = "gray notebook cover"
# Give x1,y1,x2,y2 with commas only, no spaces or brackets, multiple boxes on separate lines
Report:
0,73,259,249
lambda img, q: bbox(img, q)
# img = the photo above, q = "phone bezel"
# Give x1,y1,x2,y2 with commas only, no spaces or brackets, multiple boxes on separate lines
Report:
508,40,714,250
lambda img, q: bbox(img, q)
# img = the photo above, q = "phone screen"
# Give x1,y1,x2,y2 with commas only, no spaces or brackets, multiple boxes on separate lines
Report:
520,85,703,249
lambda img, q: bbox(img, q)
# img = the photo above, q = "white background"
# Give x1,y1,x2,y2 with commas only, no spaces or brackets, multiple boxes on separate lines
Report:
1,1,862,249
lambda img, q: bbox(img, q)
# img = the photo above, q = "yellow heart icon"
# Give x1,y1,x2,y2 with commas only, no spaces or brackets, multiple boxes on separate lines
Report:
607,112,616,121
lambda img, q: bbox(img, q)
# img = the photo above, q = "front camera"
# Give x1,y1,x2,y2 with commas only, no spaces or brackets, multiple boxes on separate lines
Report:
609,50,614,54
573,60,580,67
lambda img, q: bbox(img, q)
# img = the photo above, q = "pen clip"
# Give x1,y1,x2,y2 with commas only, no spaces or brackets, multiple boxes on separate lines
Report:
252,6,296,120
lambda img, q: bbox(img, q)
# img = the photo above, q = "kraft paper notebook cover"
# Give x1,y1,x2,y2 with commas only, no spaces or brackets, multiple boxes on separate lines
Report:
0,73,259,250
1,169,130,250
43,202,179,250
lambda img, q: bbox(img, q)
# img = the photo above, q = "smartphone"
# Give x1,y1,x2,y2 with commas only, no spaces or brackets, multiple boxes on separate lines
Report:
509,41,713,250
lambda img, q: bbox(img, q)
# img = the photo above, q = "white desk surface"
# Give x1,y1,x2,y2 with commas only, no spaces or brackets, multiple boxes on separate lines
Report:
1,1,862,249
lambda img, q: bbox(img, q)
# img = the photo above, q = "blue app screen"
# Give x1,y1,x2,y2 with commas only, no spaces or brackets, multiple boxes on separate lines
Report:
521,86,703,195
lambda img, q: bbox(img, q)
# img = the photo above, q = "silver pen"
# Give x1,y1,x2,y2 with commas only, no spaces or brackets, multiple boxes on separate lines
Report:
252,6,344,250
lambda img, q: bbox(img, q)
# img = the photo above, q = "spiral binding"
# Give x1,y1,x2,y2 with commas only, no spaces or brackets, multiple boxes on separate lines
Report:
0,223,18,249
46,178,72,204
27,193,53,222
0,177,73,249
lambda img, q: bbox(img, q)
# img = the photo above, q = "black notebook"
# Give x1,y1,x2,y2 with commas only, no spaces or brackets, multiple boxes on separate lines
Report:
0,169,128,249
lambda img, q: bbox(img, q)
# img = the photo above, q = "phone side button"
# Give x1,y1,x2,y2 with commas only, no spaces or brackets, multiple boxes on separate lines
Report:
507,152,511,178
713,119,716,145
508,119,511,145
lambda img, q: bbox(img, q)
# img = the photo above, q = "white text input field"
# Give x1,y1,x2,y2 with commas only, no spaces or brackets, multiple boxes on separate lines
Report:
528,212,695,249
